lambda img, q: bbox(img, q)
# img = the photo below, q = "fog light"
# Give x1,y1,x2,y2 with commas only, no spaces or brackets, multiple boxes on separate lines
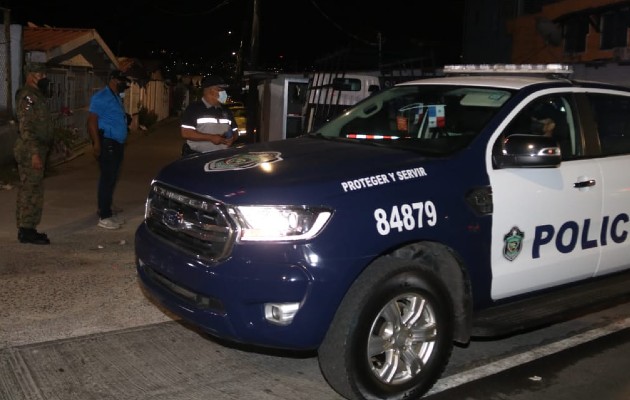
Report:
264,302,300,325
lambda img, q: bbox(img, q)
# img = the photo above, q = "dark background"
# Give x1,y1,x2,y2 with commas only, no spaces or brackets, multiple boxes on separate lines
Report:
2,0,465,70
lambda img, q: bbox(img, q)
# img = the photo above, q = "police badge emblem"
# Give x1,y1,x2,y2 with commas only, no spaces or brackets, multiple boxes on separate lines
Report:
204,151,283,172
503,226,524,261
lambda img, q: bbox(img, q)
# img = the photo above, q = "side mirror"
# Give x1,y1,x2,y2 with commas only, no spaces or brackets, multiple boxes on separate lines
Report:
494,134,561,168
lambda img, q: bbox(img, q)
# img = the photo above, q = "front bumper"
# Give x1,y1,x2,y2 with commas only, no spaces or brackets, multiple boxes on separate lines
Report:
134,222,344,350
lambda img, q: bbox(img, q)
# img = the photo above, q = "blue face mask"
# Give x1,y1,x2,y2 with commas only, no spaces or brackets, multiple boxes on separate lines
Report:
218,90,228,104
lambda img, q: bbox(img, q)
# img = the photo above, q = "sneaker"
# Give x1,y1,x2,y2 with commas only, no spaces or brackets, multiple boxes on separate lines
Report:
98,217,121,230
110,214,126,225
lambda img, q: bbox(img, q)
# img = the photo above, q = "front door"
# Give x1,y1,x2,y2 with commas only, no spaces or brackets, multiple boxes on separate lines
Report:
488,92,603,299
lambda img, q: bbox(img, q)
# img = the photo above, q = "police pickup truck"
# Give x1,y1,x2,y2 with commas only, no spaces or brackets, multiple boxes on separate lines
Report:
135,64,630,400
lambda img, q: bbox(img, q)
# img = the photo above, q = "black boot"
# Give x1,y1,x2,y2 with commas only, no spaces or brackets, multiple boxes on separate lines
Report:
18,228,50,245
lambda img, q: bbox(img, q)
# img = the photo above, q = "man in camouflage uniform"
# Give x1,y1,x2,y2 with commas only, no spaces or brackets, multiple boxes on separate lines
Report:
13,62,53,245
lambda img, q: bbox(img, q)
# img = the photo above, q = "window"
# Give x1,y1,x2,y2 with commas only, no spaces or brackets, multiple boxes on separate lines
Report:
587,93,630,156
600,9,630,50
317,85,512,156
502,94,580,159
564,16,589,53
332,78,361,91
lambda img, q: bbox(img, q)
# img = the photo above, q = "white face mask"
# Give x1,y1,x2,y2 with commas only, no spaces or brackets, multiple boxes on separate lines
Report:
218,90,228,104
119,92,126,99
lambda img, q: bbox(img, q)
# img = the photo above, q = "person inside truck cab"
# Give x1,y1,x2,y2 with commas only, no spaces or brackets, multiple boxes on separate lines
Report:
530,100,576,157
503,97,574,158
530,103,559,137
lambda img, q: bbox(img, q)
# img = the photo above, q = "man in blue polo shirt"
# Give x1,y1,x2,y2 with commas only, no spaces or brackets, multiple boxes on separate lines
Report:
87,70,130,230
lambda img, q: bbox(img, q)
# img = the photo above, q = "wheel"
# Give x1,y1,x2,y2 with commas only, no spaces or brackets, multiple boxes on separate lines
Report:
318,253,454,400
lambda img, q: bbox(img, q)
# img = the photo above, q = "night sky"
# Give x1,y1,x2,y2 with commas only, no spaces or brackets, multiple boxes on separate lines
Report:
2,0,465,69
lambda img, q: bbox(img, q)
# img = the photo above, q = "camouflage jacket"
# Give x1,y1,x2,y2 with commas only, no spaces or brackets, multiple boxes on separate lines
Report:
15,85,53,153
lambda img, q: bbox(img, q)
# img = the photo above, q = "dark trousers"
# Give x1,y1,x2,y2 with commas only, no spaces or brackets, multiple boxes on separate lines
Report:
14,142,48,229
97,137,125,219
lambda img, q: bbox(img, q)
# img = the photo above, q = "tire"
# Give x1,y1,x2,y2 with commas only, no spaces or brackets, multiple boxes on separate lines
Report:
318,253,454,400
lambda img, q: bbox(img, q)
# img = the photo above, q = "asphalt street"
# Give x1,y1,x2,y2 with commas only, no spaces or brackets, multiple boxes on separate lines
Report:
0,118,629,400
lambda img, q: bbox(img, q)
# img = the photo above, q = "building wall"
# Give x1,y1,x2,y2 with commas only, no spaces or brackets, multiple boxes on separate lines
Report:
462,0,515,63
462,0,630,65
0,24,23,120
573,63,630,87
509,0,630,63
0,123,17,167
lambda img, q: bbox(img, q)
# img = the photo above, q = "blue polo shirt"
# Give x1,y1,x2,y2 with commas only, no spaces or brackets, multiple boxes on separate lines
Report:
89,86,128,143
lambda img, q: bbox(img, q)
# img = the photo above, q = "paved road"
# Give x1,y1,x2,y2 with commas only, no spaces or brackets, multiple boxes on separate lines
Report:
0,119,182,349
429,322,630,400
1,304,628,400
1,118,629,400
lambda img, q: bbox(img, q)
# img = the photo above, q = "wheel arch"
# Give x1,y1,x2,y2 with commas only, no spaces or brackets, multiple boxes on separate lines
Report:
390,241,473,344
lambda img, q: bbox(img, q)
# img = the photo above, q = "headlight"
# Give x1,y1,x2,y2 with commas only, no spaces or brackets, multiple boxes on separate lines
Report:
232,205,332,241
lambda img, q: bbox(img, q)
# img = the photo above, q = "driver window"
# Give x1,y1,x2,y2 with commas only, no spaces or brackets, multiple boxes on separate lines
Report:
502,95,580,159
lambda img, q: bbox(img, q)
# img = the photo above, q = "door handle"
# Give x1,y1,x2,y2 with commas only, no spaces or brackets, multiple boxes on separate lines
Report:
574,179,596,188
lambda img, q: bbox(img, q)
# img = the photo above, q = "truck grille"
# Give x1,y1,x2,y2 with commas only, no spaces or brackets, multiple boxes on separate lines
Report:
145,183,237,262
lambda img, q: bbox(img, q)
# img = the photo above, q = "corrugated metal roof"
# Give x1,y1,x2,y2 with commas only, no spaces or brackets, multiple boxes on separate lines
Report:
23,26,118,70
23,26,97,52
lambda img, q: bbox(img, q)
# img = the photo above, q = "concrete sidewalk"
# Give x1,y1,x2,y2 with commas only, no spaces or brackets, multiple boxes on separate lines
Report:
0,118,183,348
0,118,182,242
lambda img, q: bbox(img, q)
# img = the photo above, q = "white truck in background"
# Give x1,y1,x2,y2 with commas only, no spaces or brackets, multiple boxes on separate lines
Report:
303,71,382,133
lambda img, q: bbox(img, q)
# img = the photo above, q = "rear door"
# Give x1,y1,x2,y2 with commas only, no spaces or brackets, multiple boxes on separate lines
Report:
585,91,630,276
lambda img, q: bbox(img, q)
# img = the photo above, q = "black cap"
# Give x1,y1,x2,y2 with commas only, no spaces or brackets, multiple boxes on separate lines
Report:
201,76,228,89
109,70,130,82
533,103,559,120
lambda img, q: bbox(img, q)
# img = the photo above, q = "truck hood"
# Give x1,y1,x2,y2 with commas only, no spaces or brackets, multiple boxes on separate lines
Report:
154,136,432,205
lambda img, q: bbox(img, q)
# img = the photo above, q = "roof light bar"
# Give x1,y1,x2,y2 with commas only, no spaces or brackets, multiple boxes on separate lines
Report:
443,64,573,75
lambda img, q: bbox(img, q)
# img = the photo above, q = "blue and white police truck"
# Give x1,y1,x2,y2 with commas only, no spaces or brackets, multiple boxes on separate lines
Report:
135,64,630,400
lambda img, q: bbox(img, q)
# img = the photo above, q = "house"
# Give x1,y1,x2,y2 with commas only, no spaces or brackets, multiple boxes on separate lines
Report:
462,0,630,86
0,24,120,166
0,24,171,167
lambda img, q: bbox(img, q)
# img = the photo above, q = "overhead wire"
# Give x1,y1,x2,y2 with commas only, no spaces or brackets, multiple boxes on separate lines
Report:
308,0,378,46
151,0,236,18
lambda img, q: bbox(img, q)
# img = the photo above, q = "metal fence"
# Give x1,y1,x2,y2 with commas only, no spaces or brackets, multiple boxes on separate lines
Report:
46,67,92,165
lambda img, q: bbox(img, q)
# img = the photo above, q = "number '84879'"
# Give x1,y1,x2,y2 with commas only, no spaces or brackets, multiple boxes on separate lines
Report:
374,201,437,236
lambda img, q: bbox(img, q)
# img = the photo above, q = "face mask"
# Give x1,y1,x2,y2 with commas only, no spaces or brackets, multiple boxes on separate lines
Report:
119,92,126,99
37,77,50,96
218,90,228,104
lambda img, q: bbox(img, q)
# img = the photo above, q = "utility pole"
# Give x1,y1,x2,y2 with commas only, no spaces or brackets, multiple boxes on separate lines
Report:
377,31,382,72
3,8,12,116
235,0,259,96
249,0,259,68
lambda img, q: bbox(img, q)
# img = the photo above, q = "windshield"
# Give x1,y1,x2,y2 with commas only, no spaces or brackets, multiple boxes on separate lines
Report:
311,84,513,155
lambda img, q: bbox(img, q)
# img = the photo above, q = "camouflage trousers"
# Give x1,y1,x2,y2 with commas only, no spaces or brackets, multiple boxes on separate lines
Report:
13,141,49,229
